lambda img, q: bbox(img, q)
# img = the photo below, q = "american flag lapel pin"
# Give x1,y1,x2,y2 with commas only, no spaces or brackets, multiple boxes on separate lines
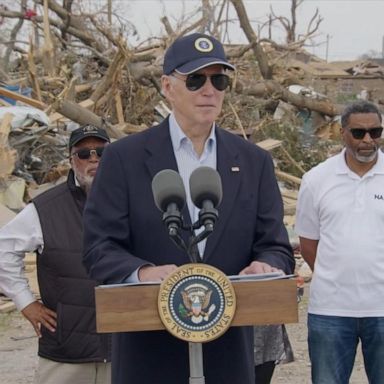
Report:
231,166,240,172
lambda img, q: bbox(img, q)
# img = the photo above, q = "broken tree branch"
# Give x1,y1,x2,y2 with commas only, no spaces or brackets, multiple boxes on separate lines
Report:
230,0,273,79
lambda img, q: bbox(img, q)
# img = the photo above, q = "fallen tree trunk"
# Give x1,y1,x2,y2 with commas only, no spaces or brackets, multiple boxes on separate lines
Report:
52,99,126,139
244,80,343,117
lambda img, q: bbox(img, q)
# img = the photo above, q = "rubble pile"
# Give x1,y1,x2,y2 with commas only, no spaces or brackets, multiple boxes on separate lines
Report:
0,42,346,207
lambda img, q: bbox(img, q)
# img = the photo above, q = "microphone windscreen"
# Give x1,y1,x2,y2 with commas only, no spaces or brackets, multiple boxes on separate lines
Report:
190,166,222,209
152,169,186,212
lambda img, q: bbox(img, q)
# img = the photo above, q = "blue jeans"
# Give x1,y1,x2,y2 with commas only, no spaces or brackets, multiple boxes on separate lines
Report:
308,314,384,384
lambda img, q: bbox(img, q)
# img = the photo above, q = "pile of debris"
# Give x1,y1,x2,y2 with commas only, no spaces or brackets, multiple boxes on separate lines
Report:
0,2,352,204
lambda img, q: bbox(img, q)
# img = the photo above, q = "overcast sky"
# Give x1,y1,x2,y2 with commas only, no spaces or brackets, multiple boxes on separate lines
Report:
116,0,384,62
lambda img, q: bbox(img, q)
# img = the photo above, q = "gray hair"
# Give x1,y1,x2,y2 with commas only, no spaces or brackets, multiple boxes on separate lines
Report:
341,101,382,128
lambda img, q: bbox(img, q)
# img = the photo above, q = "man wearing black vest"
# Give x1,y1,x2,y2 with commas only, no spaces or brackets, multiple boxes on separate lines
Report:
0,125,111,384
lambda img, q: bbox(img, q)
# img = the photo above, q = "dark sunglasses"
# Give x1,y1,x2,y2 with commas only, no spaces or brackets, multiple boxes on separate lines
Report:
348,127,383,140
172,73,230,91
71,147,105,160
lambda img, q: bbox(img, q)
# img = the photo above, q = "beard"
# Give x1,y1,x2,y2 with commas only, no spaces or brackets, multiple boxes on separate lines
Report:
78,174,94,192
73,168,95,193
354,144,379,163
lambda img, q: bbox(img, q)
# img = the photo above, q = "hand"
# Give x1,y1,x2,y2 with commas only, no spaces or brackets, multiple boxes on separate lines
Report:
239,261,284,275
21,301,57,338
138,264,178,282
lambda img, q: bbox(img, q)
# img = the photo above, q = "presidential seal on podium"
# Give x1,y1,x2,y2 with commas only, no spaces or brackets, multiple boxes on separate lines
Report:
158,263,236,343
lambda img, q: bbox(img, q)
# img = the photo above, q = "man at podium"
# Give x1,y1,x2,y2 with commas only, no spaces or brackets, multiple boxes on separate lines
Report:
83,33,294,384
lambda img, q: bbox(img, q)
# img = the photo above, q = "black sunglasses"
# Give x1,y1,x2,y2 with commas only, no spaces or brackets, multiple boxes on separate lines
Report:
71,147,105,160
172,73,230,91
348,127,383,140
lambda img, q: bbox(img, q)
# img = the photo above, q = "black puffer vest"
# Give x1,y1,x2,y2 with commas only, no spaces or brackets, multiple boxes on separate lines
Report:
33,170,111,363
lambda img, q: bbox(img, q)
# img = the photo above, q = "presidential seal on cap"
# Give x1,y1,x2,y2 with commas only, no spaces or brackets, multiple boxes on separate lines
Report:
163,33,236,75
194,37,214,52
158,263,236,343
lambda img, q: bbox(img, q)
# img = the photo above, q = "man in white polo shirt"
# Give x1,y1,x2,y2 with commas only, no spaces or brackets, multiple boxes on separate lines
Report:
296,100,384,384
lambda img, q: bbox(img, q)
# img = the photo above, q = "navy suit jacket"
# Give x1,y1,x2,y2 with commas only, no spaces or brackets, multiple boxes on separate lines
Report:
83,118,294,384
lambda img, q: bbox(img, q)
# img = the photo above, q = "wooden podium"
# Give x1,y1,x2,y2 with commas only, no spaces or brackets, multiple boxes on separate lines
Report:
95,278,298,333
95,276,298,383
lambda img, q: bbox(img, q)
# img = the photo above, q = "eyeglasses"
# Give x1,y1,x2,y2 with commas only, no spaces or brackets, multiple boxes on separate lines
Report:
71,147,105,160
348,127,383,140
171,73,230,91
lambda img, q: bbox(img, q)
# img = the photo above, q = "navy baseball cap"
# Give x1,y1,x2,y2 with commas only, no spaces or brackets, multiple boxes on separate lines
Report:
69,125,110,149
163,33,235,75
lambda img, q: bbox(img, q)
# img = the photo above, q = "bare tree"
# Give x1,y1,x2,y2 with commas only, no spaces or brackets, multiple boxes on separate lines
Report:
230,0,273,79
3,0,27,72
270,0,323,45
359,50,382,60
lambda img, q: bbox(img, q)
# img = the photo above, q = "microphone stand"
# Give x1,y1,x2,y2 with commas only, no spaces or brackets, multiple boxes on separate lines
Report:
163,215,216,384
155,167,222,383
163,210,215,265
189,342,204,384
185,225,208,384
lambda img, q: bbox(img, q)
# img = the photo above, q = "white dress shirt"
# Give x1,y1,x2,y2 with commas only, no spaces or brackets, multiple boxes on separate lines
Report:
0,203,43,311
169,113,217,257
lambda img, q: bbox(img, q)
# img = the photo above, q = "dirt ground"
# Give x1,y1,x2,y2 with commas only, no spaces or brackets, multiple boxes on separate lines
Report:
0,283,368,384
0,310,37,384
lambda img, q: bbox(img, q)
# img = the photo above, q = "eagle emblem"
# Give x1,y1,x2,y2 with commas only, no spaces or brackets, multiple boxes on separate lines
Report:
194,37,214,53
158,264,236,342
180,283,216,324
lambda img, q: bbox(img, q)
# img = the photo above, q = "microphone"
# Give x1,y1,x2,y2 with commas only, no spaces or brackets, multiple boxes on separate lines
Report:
189,167,222,232
151,169,186,237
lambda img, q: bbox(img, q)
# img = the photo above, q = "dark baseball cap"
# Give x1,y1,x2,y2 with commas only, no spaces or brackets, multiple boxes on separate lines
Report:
69,125,110,149
163,33,235,75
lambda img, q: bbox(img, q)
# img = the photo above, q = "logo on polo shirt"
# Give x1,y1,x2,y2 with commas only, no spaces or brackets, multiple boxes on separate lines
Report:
195,37,214,53
374,194,384,200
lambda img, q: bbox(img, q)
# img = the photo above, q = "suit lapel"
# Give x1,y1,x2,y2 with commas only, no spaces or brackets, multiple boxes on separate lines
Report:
203,129,241,262
145,118,178,177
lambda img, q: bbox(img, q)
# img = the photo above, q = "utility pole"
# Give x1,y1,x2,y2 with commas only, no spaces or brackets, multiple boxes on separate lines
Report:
325,34,330,62
382,35,384,58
